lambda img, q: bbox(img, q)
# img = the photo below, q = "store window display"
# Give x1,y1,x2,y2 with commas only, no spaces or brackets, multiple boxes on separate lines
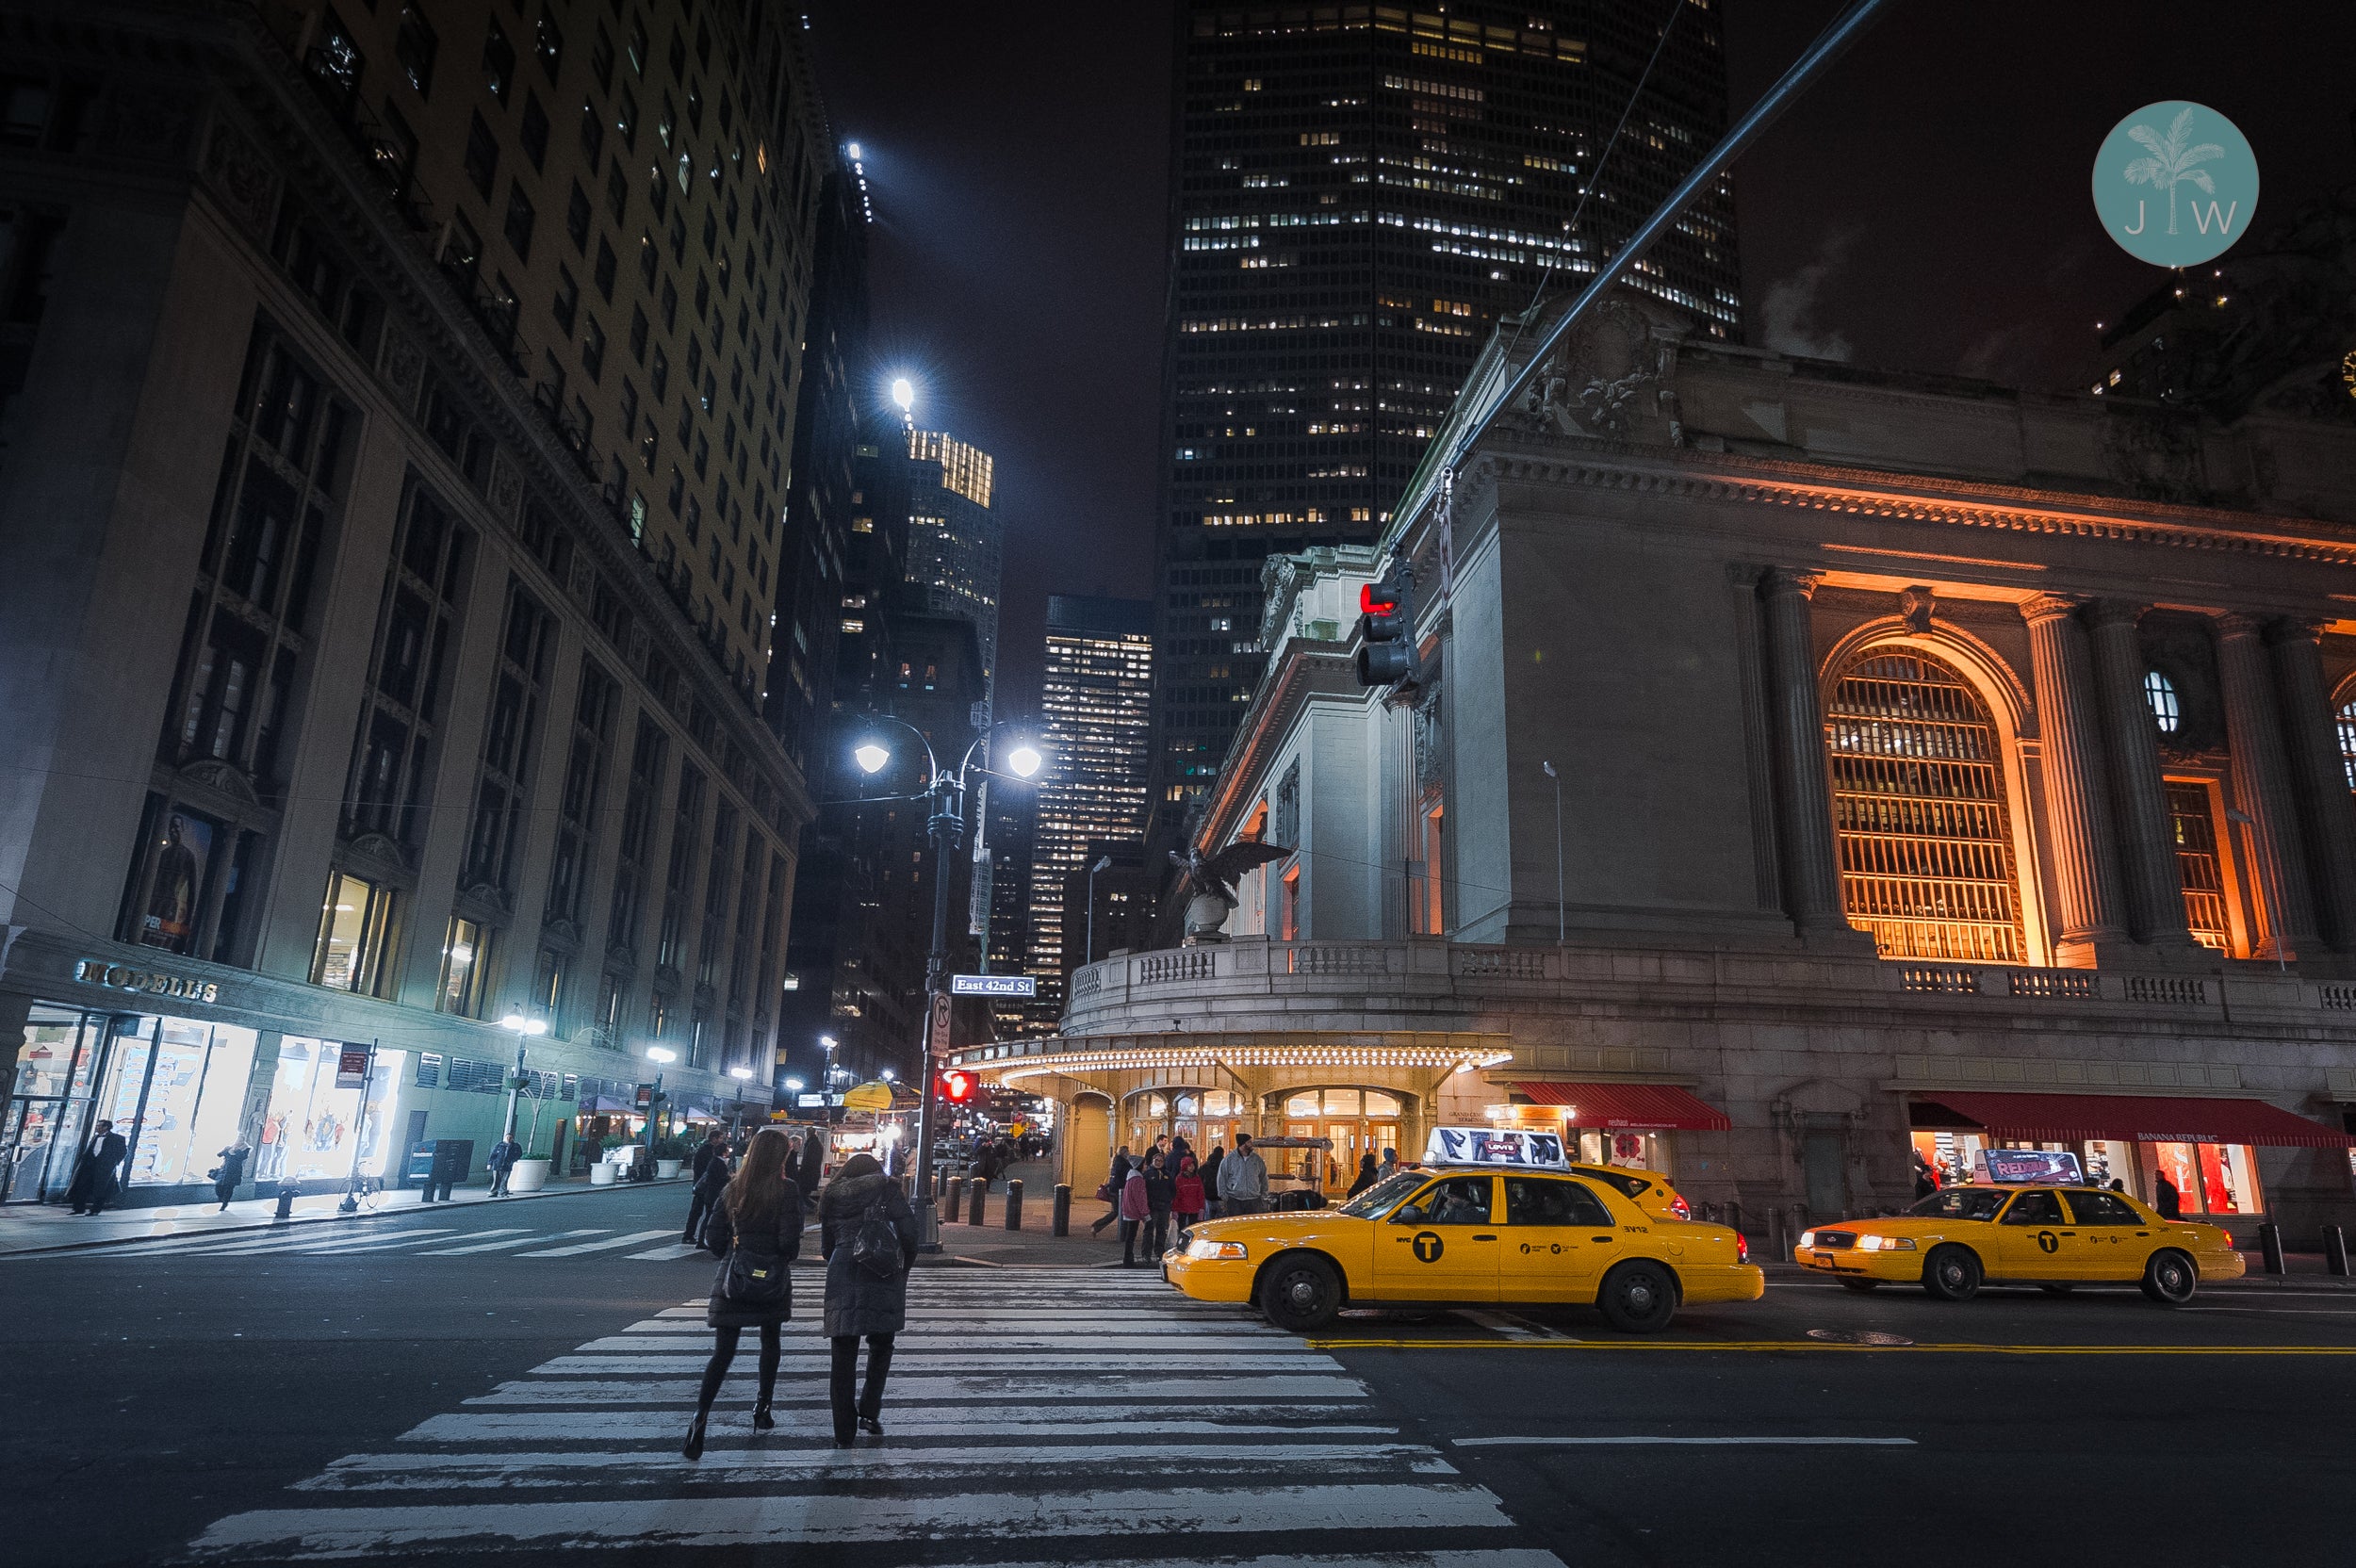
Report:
90,1017,258,1188
256,1037,408,1183
2147,1141,2262,1217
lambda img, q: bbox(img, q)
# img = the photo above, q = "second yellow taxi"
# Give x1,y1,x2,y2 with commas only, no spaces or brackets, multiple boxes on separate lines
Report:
1163,1163,1763,1332
1793,1184,2245,1302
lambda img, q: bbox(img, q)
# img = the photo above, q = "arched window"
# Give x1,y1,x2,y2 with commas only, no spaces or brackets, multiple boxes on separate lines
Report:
1824,647,2026,962
2145,670,2181,733
2338,696,2356,789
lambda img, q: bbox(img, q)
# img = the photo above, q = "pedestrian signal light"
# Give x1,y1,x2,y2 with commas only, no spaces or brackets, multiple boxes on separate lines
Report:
939,1070,975,1103
1354,568,1415,687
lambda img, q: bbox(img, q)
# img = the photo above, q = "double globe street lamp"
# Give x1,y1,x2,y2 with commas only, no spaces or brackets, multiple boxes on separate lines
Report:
851,716,1044,1247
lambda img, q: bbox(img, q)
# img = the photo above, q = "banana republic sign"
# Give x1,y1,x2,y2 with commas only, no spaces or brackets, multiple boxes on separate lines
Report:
74,957,221,1004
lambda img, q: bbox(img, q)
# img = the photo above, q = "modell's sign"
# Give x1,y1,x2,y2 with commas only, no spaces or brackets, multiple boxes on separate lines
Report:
74,958,220,1004
1425,1126,1567,1166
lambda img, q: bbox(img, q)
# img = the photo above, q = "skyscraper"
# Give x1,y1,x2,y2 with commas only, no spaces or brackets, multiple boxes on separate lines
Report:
1025,596,1155,1024
903,428,1002,704
1150,1,1741,834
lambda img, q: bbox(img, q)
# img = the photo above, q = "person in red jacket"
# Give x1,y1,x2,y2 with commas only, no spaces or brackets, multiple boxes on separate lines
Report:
1172,1153,1206,1232
1118,1157,1153,1266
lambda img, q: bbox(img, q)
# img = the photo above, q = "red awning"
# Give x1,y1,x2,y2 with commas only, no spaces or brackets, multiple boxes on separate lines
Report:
1917,1091,2356,1150
1513,1082,1731,1131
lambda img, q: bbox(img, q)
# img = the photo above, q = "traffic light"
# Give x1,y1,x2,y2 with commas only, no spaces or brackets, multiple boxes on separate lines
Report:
938,1070,974,1104
1354,568,1416,687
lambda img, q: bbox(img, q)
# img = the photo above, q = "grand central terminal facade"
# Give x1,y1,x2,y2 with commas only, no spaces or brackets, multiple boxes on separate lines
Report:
956,287,2356,1243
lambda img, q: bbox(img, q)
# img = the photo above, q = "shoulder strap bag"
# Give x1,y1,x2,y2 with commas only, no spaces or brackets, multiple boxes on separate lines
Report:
849,1195,904,1280
720,1202,792,1306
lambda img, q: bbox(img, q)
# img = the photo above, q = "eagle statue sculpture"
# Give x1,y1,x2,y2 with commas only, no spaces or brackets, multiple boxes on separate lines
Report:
1170,841,1293,943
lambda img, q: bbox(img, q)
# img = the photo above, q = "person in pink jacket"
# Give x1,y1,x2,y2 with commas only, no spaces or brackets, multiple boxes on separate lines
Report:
1118,1160,1153,1266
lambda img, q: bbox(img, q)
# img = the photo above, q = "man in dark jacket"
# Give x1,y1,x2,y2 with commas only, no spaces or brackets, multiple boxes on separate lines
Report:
66,1120,129,1215
691,1129,728,1183
682,1134,731,1244
485,1135,523,1197
795,1131,826,1203
1199,1145,1225,1219
2154,1168,2183,1219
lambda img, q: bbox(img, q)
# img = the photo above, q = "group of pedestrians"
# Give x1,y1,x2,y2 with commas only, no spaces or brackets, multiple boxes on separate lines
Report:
1094,1132,1274,1265
680,1125,916,1455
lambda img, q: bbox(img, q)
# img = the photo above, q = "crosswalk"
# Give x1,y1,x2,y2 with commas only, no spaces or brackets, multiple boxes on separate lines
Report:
180,1267,1572,1564
63,1219,721,1263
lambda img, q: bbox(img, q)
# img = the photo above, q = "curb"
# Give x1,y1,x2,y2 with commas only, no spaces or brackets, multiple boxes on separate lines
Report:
0,1175,688,1259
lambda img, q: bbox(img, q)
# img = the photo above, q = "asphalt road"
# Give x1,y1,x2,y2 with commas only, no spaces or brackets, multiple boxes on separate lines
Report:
4,1188,2352,1566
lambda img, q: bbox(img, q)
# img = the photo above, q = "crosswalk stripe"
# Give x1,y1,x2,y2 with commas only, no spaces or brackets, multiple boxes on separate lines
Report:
529,1352,1344,1375
613,1315,1272,1333
464,1373,1373,1405
188,1482,1521,1557
515,1229,679,1257
402,1407,1392,1444
417,1229,609,1255
571,1331,1285,1353
191,1228,464,1257
627,1243,708,1260
305,1440,1443,1489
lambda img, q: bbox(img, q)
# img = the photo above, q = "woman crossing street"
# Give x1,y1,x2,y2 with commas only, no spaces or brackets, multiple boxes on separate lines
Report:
682,1128,802,1460
819,1152,920,1447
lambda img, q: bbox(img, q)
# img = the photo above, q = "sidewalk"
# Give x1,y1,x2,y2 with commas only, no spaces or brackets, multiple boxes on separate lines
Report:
0,1171,689,1258
922,1159,1134,1268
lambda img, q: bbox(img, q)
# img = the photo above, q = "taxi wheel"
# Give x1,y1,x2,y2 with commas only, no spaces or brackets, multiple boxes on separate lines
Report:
1838,1279,1880,1293
2141,1249,2198,1306
1921,1245,1982,1302
1596,1261,1679,1333
1257,1253,1343,1332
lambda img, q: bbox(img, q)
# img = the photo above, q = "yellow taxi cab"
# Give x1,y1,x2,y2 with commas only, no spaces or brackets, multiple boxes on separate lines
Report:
1792,1184,2245,1303
1570,1164,1692,1223
1164,1163,1763,1333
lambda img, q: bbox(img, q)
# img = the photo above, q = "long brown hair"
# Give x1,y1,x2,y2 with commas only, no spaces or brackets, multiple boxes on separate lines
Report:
723,1127,794,1231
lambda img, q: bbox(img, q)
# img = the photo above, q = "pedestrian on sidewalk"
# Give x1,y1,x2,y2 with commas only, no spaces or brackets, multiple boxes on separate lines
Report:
485,1135,523,1197
2154,1168,2183,1219
683,1135,732,1244
1200,1144,1225,1218
795,1132,825,1203
65,1119,127,1216
1090,1147,1131,1236
1170,1134,1194,1182
210,1141,252,1210
1143,1150,1175,1260
1912,1152,1938,1200
1377,1147,1400,1183
1173,1152,1205,1232
973,1140,998,1193
820,1152,919,1447
1118,1155,1153,1265
1347,1152,1379,1198
1217,1132,1269,1217
683,1128,803,1460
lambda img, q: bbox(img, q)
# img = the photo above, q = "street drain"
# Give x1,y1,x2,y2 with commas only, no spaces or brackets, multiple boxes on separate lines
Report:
1805,1329,1915,1346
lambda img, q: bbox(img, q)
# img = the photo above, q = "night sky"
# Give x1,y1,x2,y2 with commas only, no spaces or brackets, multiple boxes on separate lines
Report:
806,1,2356,711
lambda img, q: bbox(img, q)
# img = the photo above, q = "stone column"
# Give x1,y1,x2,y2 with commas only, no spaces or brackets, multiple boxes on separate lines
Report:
1759,569,1848,939
2021,595,2126,962
2084,600,2196,949
2266,619,2356,952
2215,613,2320,960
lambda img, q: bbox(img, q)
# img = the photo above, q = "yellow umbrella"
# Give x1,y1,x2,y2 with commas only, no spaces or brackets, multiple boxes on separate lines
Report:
841,1081,897,1113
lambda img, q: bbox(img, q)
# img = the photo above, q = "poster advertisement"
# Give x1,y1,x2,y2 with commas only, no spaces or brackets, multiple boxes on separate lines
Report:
140,810,214,955
1424,1126,1567,1166
1975,1147,2084,1185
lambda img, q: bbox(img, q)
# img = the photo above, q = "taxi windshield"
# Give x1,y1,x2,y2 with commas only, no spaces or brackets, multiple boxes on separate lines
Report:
1907,1187,2010,1222
1334,1170,1427,1218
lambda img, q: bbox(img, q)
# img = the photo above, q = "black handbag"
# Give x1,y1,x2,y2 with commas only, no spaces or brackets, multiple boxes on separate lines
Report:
849,1197,903,1280
717,1200,794,1305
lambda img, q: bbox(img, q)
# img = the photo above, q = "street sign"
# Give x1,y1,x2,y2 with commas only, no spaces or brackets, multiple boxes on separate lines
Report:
335,1046,371,1089
926,990,954,1055
951,973,1037,998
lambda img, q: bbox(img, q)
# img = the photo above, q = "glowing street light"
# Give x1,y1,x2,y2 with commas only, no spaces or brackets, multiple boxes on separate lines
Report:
499,1014,549,1037
646,1046,678,1065
1006,744,1043,778
854,743,892,775
784,1076,806,1093
891,376,914,416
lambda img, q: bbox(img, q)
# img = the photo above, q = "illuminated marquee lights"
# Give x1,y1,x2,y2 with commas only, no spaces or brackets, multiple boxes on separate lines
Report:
846,140,875,224
960,1043,1516,1086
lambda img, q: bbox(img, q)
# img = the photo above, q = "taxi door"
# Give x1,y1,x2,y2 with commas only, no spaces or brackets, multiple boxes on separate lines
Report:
1498,1174,1619,1303
1993,1188,2072,1280
2060,1187,2151,1280
1371,1174,1502,1303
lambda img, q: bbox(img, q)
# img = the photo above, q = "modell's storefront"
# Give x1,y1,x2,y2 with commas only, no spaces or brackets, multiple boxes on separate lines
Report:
2,952,407,1209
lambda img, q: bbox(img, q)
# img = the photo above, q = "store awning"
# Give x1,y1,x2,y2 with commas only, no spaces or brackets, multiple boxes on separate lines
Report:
1915,1091,2356,1149
1512,1082,1732,1131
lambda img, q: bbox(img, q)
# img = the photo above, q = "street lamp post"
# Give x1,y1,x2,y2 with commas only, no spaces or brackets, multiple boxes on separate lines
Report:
1087,854,1114,967
1541,761,1564,943
497,1013,549,1148
646,1045,677,1147
852,715,1044,1250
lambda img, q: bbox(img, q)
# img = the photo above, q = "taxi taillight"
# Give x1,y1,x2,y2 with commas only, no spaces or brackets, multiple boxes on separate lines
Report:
1670,1194,1691,1220
1736,1230,1749,1264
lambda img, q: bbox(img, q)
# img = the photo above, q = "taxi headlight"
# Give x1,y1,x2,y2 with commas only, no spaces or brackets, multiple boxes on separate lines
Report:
1798,1230,1816,1248
1186,1238,1249,1261
1857,1235,1916,1252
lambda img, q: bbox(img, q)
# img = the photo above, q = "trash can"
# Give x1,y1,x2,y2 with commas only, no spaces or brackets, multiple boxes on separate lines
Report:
407,1139,475,1201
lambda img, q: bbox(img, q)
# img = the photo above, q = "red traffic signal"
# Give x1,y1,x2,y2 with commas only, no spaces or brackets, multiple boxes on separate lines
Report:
938,1070,975,1103
1359,582,1399,614
1355,569,1415,686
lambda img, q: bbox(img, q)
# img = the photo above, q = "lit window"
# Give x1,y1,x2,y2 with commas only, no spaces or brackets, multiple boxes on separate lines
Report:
2337,697,2356,789
2144,669,2180,733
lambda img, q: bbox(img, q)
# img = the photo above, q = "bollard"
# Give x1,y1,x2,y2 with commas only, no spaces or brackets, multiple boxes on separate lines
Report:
1725,1200,1742,1239
935,1169,948,1200
2323,1225,2349,1277
945,1176,965,1222
1005,1178,1023,1231
1052,1183,1072,1236
2259,1222,2286,1276
273,1183,299,1220
968,1179,987,1227
1769,1205,1787,1259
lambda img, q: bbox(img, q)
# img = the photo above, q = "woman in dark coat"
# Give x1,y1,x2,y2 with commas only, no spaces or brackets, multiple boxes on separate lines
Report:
1347,1152,1379,1197
211,1143,251,1210
1142,1150,1175,1260
819,1152,919,1446
683,1127,802,1459
1198,1145,1225,1219
795,1133,826,1204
